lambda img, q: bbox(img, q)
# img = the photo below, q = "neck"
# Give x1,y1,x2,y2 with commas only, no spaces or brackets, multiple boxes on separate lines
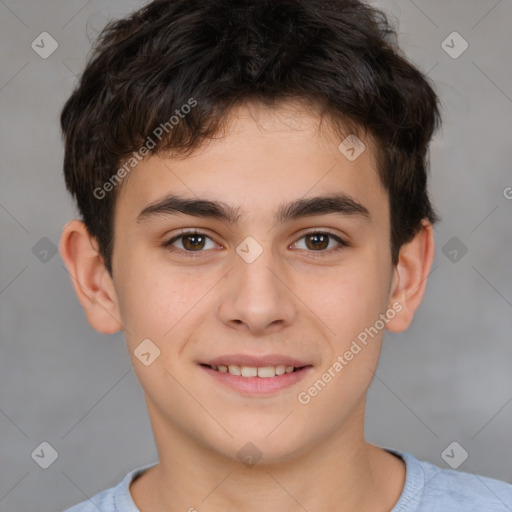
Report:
130,399,406,512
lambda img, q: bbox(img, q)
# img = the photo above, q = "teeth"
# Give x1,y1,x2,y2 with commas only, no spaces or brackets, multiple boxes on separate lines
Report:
241,366,258,377
256,366,276,378
275,365,286,376
209,364,298,377
227,364,241,376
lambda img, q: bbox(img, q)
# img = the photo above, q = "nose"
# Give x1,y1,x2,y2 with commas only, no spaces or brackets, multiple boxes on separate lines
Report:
217,243,298,335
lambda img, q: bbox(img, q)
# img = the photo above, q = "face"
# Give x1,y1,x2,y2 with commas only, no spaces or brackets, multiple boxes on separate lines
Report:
110,101,398,464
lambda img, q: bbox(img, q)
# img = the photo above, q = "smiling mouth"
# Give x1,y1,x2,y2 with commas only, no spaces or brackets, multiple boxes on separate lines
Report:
200,363,310,378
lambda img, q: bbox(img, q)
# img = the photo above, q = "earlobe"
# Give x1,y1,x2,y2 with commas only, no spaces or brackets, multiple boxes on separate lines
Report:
59,219,123,334
386,220,435,333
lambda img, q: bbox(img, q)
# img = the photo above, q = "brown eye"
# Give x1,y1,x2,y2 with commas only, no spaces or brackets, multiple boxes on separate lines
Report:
181,233,207,251
293,231,347,255
304,233,330,250
163,231,217,257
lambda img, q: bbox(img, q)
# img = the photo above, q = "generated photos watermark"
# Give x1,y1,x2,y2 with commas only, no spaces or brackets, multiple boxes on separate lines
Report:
93,97,197,200
297,300,403,405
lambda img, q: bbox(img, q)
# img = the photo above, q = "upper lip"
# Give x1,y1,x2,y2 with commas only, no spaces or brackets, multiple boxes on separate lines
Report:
199,354,313,368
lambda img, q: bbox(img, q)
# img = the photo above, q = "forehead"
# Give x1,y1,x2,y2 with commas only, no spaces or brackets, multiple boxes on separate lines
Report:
115,101,388,228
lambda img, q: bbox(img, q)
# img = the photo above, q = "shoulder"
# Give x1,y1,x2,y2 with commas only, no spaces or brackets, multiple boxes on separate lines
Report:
62,486,116,512
62,462,157,512
392,450,512,512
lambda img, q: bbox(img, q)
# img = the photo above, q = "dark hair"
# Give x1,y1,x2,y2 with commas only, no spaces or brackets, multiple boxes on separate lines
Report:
60,0,441,276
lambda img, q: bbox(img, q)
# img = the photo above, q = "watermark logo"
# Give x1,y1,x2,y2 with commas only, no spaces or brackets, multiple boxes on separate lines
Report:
134,338,161,366
31,32,58,59
32,237,57,263
338,134,366,161
442,236,468,263
441,32,468,59
237,442,262,468
31,441,58,469
441,441,468,469
236,236,263,263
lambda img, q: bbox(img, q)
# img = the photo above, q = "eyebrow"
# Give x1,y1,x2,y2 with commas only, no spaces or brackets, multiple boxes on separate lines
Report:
136,192,371,225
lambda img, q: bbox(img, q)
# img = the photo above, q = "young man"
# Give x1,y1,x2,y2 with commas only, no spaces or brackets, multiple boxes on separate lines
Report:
59,0,512,510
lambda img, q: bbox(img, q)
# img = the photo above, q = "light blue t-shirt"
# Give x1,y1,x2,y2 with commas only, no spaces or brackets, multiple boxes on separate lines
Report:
63,449,512,511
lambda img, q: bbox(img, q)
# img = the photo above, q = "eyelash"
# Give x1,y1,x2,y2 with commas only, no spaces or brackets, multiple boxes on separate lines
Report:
162,229,349,259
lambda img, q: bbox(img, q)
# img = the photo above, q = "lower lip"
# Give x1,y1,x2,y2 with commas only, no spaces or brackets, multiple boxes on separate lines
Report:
199,364,314,395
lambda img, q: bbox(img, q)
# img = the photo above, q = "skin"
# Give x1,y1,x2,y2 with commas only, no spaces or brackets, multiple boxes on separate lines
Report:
60,100,434,512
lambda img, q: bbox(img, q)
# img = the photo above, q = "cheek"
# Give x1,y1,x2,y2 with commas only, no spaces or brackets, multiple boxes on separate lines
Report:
116,259,216,354
113,256,174,343
311,261,388,338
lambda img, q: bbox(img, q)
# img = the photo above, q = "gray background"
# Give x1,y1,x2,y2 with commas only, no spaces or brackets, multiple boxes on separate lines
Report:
1,0,511,510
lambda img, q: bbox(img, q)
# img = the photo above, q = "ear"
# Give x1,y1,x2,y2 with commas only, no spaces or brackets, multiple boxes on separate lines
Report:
386,219,435,332
59,219,123,334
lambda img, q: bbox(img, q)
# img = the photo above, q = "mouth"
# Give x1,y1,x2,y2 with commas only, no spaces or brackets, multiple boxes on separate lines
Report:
199,363,311,378
198,362,314,395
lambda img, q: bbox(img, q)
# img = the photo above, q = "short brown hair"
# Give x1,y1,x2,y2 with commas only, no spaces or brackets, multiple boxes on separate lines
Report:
60,0,441,275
